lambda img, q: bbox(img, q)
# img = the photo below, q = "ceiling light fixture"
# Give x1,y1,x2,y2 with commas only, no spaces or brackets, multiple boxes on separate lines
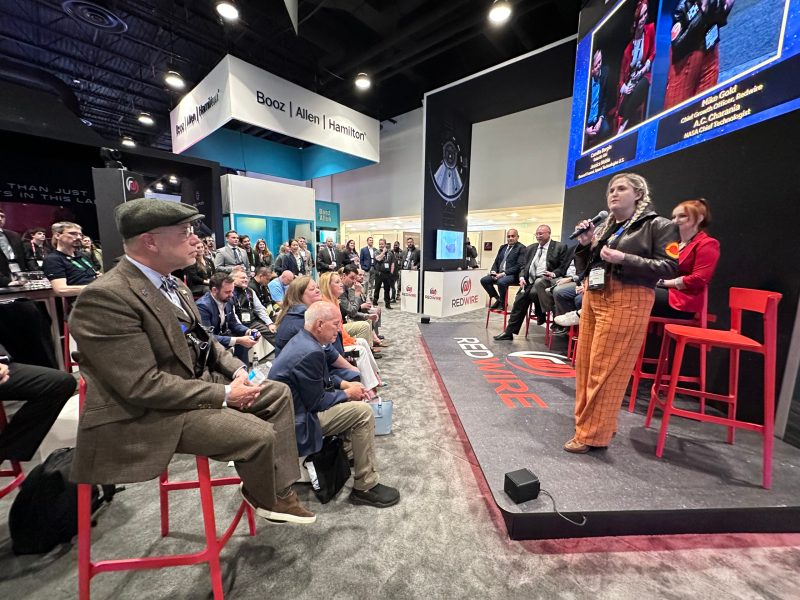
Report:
164,70,186,90
168,175,179,184
216,1,239,21
137,111,154,126
121,136,136,147
488,0,512,25
355,72,371,90
155,182,165,191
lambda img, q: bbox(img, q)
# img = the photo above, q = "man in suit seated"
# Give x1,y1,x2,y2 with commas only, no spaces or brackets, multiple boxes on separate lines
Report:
480,228,526,310
0,342,75,464
316,238,340,274
69,198,314,524
494,225,570,341
197,272,258,365
268,270,295,303
270,301,399,508
213,230,250,273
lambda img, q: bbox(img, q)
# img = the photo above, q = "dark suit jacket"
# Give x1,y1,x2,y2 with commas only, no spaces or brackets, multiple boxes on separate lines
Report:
196,292,249,348
359,246,376,271
269,329,347,456
0,229,28,276
400,246,421,269
316,245,341,273
68,257,243,484
519,241,570,285
489,242,526,279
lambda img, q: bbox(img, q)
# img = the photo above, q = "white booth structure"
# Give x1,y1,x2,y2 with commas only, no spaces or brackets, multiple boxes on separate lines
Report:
422,269,488,317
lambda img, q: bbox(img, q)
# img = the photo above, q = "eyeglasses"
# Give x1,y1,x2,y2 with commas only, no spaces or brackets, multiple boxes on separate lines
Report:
151,225,195,240
61,230,83,237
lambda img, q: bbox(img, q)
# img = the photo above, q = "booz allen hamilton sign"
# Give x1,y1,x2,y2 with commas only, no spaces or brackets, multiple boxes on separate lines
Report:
170,55,380,163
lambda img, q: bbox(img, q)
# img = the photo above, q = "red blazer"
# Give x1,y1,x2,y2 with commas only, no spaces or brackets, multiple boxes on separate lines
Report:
618,22,656,92
669,230,720,313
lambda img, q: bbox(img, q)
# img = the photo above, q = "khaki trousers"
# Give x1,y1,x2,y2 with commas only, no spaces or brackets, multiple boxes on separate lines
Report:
318,401,378,491
344,320,372,344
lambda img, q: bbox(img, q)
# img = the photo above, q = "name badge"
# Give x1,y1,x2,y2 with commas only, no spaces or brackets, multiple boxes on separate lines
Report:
588,267,605,290
240,311,252,322
330,261,336,267
384,262,390,269
9,263,21,274
705,24,719,50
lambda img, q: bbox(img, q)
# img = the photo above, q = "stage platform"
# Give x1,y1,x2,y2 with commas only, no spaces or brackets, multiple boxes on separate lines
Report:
420,320,800,540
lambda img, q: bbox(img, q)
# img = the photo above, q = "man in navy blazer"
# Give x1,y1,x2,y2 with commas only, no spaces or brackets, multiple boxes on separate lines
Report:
359,237,377,297
197,272,257,365
480,229,526,310
269,301,400,508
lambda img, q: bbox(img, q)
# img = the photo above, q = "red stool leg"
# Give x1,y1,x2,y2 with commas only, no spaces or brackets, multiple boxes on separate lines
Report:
485,305,491,328
628,339,647,413
645,333,671,428
159,471,170,537
196,457,225,600
727,349,740,445
656,339,686,458
699,343,708,414
763,344,776,490
78,483,94,600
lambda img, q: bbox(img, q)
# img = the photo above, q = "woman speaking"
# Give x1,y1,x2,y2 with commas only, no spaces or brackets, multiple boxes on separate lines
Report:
566,173,679,454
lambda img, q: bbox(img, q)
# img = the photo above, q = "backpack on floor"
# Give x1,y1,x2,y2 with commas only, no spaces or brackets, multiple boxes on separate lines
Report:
8,447,118,555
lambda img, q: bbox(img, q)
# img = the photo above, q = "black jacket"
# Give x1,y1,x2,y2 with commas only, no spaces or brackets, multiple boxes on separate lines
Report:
489,242,526,279
519,241,570,284
575,210,679,288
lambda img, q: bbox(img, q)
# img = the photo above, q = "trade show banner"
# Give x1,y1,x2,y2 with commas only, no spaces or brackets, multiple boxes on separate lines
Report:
170,55,379,163
423,270,487,318
421,101,472,272
400,270,419,313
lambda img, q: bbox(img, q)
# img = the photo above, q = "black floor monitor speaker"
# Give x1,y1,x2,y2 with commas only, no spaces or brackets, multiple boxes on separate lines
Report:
504,468,540,504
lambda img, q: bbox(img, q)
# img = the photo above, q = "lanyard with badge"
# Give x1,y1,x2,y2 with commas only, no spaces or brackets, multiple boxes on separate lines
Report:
587,220,628,291
68,254,97,274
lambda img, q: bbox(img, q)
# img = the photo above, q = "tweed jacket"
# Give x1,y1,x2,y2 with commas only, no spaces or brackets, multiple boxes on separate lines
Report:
68,257,242,484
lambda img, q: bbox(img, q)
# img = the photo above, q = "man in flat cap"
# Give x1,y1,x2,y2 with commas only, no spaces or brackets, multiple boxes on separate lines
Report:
68,198,314,524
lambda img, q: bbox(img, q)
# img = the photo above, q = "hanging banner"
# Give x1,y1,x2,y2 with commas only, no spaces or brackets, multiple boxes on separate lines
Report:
170,55,379,163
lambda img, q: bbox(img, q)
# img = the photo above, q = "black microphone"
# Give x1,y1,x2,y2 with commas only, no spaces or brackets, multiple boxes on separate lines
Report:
569,210,609,240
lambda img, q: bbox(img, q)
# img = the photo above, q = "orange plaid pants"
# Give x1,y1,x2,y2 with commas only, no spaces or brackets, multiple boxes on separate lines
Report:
573,278,654,446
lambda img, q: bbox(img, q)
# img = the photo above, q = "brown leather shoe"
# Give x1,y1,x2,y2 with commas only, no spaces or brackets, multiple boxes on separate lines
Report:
563,438,591,454
241,486,316,524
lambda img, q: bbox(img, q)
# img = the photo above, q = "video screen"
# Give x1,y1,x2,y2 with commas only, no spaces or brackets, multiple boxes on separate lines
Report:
566,0,799,187
435,229,464,260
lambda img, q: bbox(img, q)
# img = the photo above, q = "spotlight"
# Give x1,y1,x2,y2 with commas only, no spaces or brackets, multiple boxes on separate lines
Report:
168,175,179,184
121,136,136,147
355,72,371,90
488,0,512,24
155,182,164,191
145,188,152,194
215,0,239,20
137,111,154,126
164,70,186,90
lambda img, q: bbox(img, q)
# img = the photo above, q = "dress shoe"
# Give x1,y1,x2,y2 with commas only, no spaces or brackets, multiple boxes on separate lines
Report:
493,331,513,341
489,299,503,311
385,303,393,309
378,335,385,340
350,483,400,508
550,324,567,336
241,486,316,524
563,438,591,454
535,315,546,326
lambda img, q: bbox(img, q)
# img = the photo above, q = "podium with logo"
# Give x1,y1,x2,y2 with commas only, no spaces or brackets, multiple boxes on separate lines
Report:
422,269,488,317
400,270,420,313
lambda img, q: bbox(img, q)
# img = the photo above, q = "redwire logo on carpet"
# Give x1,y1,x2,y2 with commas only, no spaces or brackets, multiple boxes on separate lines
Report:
454,338,575,409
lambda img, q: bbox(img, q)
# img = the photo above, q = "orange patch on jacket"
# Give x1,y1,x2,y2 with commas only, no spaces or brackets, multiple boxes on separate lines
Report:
665,242,680,259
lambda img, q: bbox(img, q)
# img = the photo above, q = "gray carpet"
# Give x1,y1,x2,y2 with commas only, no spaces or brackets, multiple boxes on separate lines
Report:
2,307,800,599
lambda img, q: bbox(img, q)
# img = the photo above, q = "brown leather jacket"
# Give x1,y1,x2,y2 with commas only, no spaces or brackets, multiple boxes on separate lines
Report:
575,210,679,288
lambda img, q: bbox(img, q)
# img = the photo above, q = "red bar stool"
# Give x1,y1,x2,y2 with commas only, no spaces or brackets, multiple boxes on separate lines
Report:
76,378,256,600
645,287,782,489
524,306,552,347
627,287,712,412
485,286,517,331
566,324,579,365
61,297,79,373
0,403,25,499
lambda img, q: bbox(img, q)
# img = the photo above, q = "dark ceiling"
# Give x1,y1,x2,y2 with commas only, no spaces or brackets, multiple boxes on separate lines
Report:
0,0,579,151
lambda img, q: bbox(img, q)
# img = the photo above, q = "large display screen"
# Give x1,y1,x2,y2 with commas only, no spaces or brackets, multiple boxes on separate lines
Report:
435,229,464,260
566,0,800,188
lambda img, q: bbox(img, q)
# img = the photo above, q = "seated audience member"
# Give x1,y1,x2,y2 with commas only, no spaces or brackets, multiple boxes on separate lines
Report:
653,199,720,318
249,266,277,316
231,270,276,340
253,239,273,270
68,198,314,523
197,272,258,365
23,226,51,270
0,342,75,463
480,228,526,310
552,277,585,329
269,270,295,303
493,225,569,341
269,301,400,508
355,268,382,330
319,272,373,346
43,221,98,296
214,230,250,273
340,265,384,346
184,240,213,297
0,208,31,278
584,48,613,147
272,277,364,380
316,237,340,274
80,235,104,273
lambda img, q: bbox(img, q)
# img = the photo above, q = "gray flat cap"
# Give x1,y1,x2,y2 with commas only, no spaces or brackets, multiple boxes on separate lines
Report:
115,198,204,238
